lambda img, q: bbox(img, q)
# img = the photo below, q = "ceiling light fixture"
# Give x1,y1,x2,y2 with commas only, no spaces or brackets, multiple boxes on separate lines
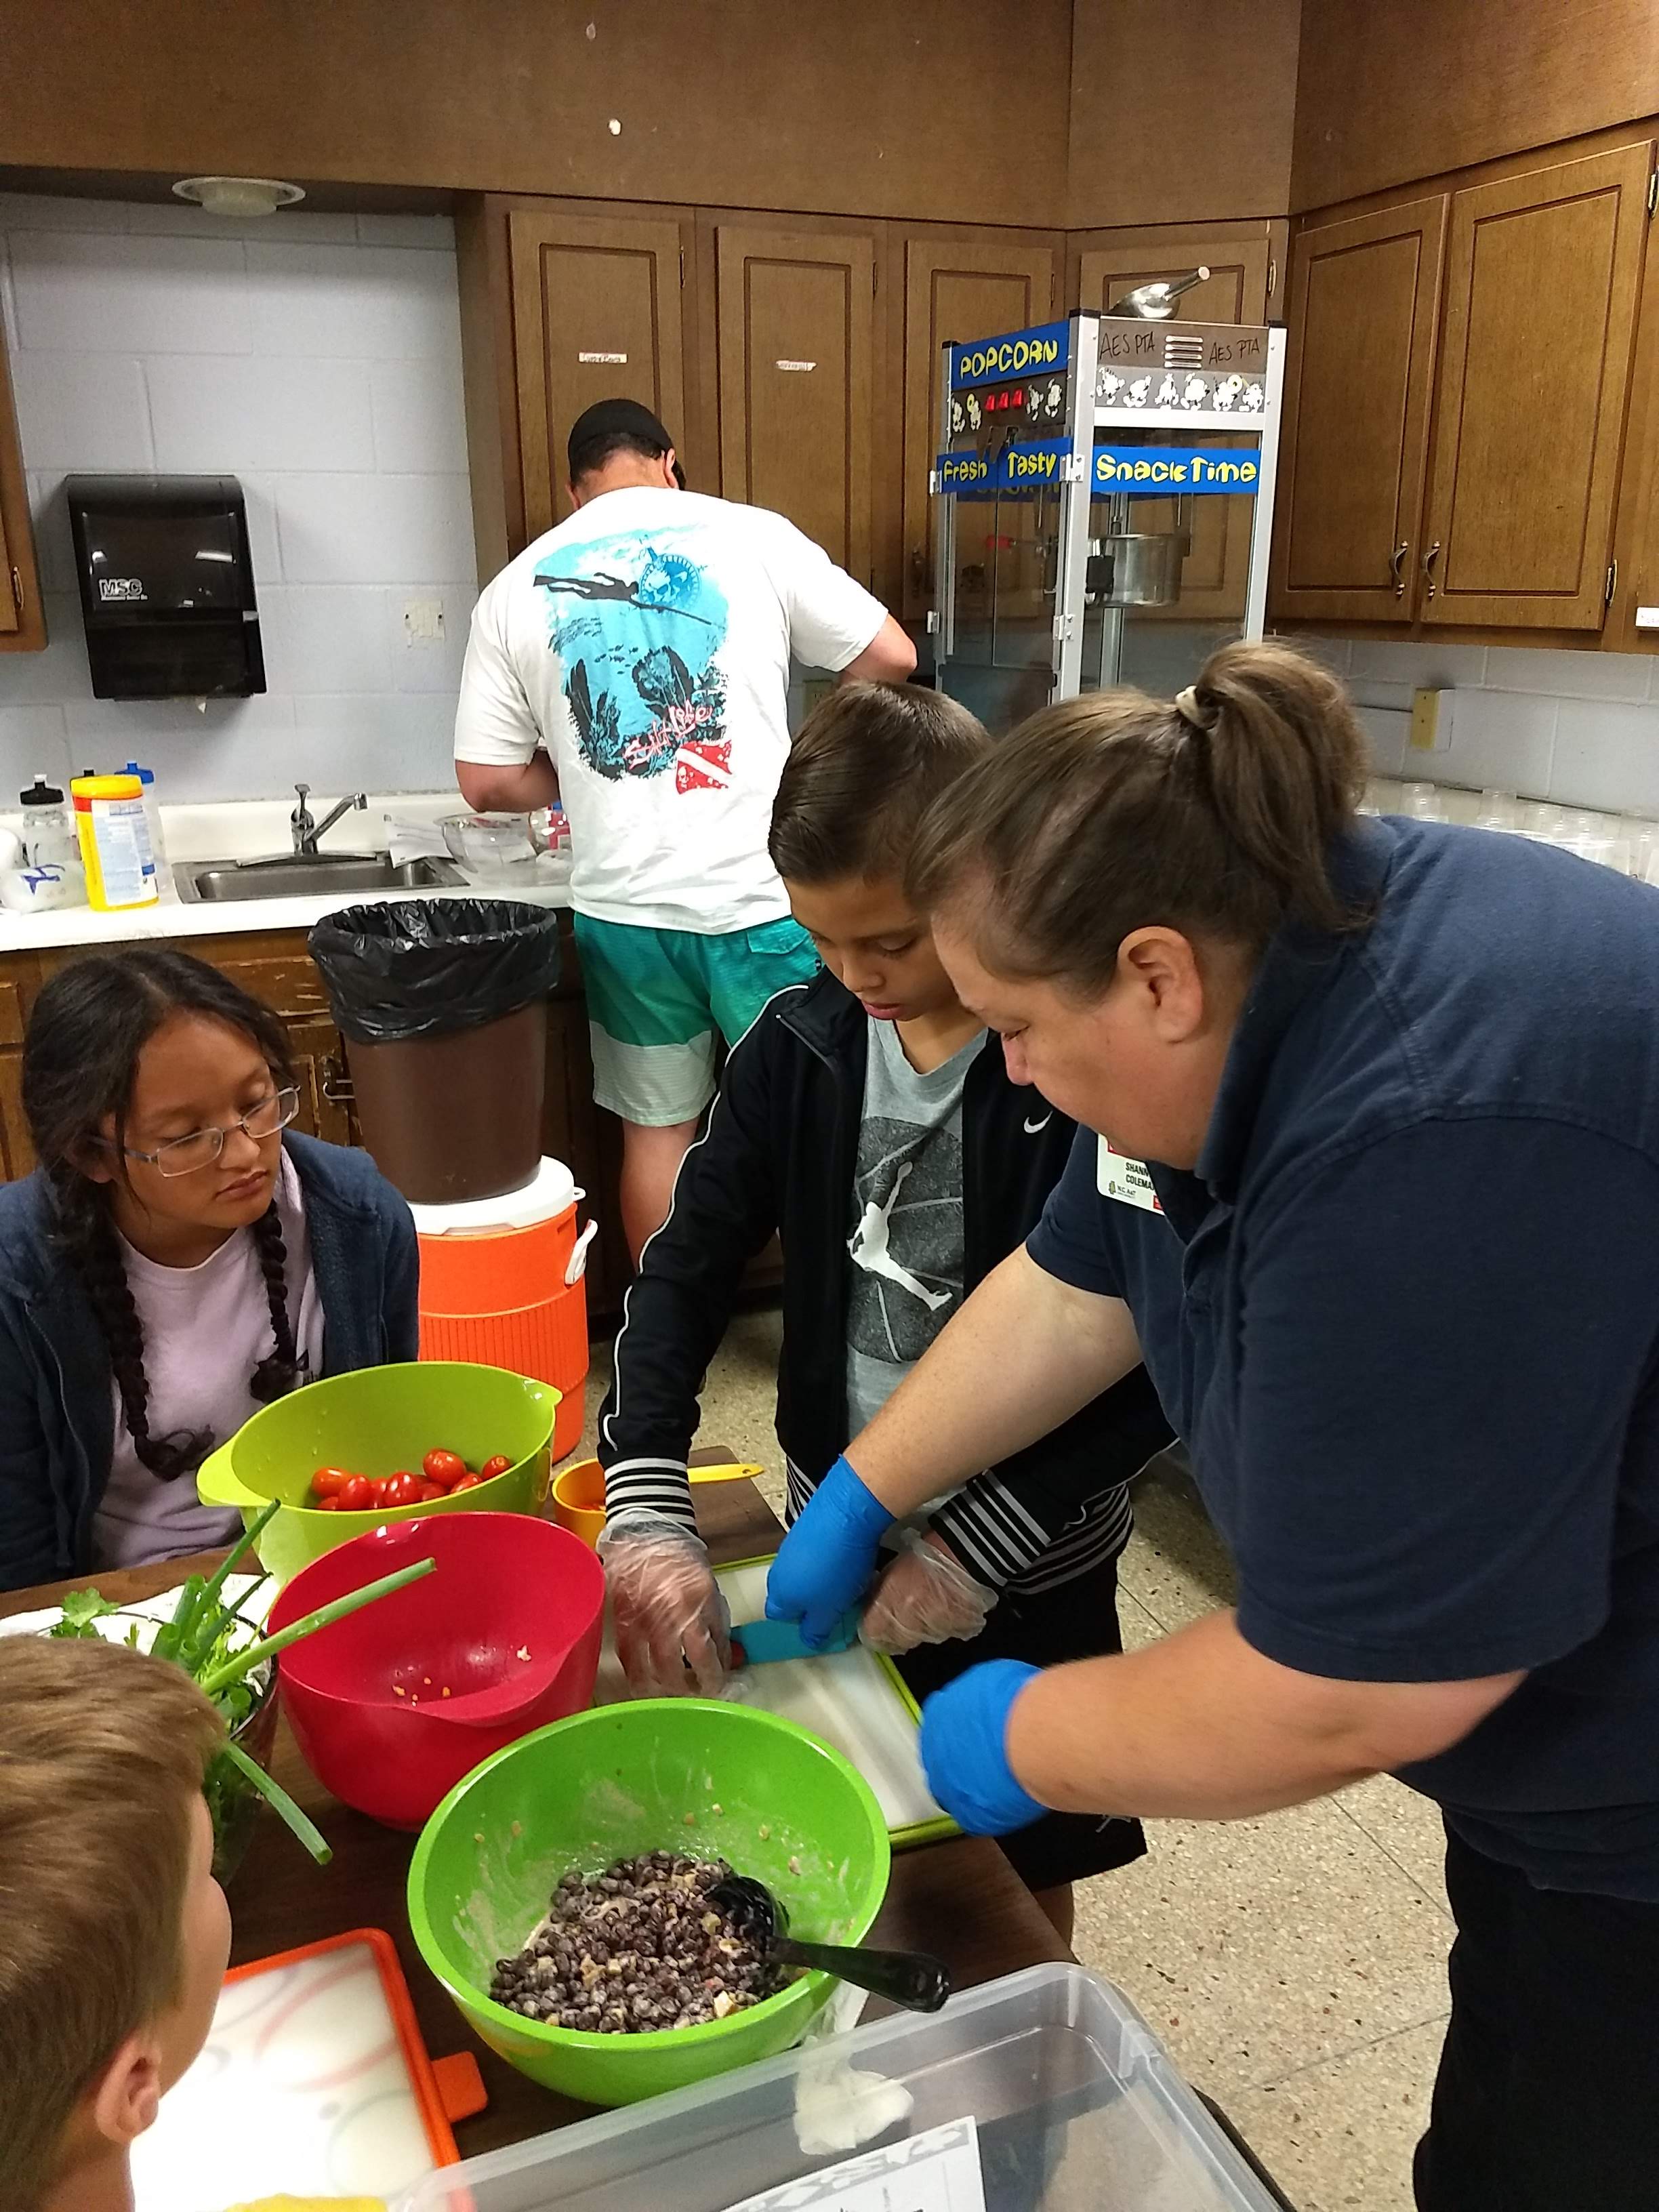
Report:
171,176,306,219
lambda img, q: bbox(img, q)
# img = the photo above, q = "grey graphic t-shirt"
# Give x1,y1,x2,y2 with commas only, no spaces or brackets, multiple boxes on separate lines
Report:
845,1018,983,1435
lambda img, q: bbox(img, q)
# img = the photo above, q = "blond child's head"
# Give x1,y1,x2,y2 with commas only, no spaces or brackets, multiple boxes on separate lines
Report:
0,1633,226,2212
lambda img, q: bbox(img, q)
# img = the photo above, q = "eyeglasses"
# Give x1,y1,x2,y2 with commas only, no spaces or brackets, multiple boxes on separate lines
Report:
113,1086,302,1178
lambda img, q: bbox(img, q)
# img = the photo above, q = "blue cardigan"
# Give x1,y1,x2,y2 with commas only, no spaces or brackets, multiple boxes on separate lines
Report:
0,1133,419,1591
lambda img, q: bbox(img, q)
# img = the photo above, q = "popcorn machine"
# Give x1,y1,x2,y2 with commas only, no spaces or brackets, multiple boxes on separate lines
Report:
929,309,1286,731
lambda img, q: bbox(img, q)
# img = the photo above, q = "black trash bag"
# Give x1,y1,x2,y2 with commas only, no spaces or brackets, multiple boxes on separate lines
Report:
308,898,562,1046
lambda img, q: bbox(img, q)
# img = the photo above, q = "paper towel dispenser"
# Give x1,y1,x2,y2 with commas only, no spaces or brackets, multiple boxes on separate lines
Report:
66,474,266,700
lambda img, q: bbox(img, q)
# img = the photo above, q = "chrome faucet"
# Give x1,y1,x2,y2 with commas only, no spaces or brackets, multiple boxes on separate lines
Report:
291,783,367,857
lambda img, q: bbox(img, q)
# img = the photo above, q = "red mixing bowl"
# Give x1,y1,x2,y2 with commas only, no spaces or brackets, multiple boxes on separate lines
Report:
269,1511,605,1828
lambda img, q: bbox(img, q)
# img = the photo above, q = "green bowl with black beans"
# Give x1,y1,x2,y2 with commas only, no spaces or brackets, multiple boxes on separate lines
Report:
407,1698,891,2105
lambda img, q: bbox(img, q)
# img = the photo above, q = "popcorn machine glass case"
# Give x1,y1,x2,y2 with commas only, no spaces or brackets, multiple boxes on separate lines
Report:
930,312,1286,732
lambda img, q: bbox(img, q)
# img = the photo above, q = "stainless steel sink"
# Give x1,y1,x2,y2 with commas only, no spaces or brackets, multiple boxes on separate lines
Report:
173,853,466,904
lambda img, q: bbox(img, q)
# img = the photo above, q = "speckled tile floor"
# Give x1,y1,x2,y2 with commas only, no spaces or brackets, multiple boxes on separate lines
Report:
579,1313,1451,2212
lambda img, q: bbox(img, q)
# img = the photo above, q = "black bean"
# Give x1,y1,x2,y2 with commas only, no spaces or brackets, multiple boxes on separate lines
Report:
486,1850,788,2032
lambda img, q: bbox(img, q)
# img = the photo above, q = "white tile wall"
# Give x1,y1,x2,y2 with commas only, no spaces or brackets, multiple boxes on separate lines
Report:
1297,636,1659,814
0,194,478,803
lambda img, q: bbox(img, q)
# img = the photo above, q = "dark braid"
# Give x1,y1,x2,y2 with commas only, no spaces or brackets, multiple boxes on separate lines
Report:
45,1164,212,1481
22,950,304,1481
249,1202,306,1404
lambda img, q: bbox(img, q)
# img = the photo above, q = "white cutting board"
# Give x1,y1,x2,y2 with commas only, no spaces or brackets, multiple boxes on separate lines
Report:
132,1936,440,2211
0,1572,272,1645
594,1559,949,1841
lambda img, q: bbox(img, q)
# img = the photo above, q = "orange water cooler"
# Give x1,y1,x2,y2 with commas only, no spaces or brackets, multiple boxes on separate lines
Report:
410,1158,595,1464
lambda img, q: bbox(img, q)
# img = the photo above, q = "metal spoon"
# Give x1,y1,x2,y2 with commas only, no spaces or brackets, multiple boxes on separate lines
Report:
711,1873,951,2013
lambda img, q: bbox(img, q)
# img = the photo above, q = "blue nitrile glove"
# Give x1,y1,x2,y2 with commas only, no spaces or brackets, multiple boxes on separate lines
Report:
764,1454,895,1648
918,1660,1047,1835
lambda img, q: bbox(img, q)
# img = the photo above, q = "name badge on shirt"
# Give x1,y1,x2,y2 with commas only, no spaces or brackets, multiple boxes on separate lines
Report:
1097,1136,1163,1213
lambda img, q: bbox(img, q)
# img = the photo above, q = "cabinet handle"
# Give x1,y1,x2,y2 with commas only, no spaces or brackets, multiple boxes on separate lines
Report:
1389,541,1409,596
320,1054,355,1106
1422,541,1441,600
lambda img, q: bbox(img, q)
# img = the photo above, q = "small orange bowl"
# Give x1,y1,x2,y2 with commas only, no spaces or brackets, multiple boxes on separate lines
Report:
550,1455,606,1547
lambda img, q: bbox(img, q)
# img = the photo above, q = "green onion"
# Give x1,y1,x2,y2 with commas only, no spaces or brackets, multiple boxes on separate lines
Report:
216,1738,332,1864
197,1555,436,1698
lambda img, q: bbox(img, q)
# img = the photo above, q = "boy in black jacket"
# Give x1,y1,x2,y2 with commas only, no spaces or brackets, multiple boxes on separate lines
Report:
598,682,1171,1933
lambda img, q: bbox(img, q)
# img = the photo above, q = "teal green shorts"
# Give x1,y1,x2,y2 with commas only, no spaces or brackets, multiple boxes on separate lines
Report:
572,914,819,1126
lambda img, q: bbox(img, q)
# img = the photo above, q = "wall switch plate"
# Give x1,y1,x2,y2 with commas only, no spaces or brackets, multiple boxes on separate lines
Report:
403,596,445,646
1409,686,1455,754
1636,605,1659,630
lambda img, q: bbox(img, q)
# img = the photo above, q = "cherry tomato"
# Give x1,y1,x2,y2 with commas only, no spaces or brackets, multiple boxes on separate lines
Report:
383,1471,424,1509
340,1475,376,1513
423,1448,468,1490
311,1467,354,1500
415,1479,447,1502
480,1455,512,1480
314,1495,342,1512
450,1471,485,1492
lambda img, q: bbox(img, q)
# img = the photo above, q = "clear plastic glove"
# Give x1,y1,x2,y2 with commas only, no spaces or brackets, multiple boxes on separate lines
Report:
598,1511,731,1698
859,1528,998,1656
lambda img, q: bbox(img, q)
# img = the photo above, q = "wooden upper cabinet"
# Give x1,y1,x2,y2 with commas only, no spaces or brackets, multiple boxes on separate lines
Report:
1420,142,1652,631
1269,197,1448,626
0,318,45,653
507,208,693,543
1074,232,1273,326
900,234,1058,622
714,222,878,590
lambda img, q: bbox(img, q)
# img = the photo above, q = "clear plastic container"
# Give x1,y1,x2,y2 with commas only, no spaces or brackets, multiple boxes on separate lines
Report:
19,775,78,870
394,1964,1288,2212
71,773,157,911
1397,781,1444,821
123,761,168,878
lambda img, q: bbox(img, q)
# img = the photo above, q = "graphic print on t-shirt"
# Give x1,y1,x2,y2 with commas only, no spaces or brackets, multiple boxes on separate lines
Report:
535,527,731,789
845,1023,977,1440
847,1124,964,1362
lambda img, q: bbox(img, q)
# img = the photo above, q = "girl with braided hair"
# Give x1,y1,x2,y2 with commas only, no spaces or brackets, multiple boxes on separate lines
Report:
0,949,417,1588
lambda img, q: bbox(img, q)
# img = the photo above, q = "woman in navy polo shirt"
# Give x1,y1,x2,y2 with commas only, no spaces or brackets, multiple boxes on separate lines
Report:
762,642,1659,2212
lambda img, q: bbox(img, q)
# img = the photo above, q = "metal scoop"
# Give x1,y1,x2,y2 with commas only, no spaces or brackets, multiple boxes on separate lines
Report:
710,1872,951,2013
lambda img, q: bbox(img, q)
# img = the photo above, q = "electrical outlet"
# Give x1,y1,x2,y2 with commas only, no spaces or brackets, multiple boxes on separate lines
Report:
403,596,445,646
1409,686,1455,754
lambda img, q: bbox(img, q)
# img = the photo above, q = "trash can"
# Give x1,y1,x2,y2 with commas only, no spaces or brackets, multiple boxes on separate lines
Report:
310,899,562,1206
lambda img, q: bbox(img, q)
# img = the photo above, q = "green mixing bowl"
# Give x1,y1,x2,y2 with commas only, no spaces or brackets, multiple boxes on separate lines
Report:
197,1361,559,1587
407,1700,891,2107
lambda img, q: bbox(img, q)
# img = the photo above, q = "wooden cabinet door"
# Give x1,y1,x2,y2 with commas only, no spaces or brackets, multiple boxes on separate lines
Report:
1420,142,1652,630
1075,235,1271,326
206,947,333,1023
900,234,1058,622
508,208,692,542
0,319,45,653
287,1017,355,1147
1269,197,1448,625
1078,231,1275,626
0,1054,35,1183
714,223,877,591
183,943,351,1145
0,477,16,642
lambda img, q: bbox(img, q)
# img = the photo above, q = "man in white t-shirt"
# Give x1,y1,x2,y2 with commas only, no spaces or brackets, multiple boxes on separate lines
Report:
455,398,915,1254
